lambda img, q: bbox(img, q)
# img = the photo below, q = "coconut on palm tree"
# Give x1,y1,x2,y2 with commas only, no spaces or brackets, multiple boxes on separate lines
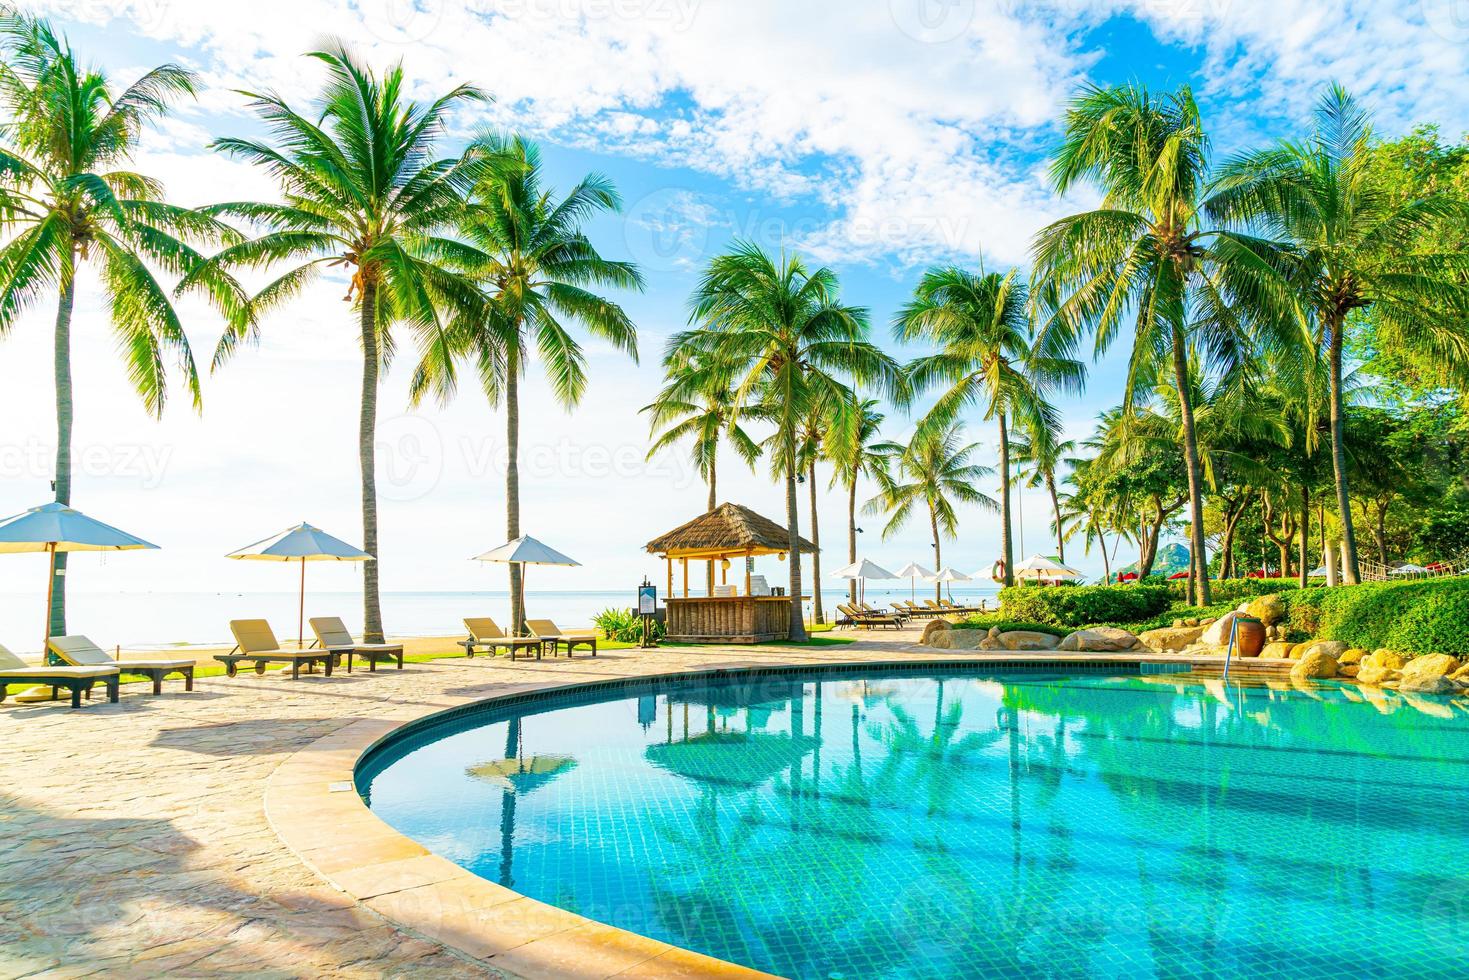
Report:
678,242,899,641
413,134,642,634
1206,84,1469,583
194,44,491,642
896,265,1083,588
825,396,889,604
866,423,995,600
0,9,231,634
1031,83,1296,606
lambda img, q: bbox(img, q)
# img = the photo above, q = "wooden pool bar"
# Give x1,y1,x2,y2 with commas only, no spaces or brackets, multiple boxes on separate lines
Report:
646,502,817,645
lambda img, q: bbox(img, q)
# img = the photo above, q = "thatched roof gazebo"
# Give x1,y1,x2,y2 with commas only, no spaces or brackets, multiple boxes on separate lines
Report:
646,503,815,643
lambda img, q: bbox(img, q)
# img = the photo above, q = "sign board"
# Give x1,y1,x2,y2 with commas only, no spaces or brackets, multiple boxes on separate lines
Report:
637,584,657,615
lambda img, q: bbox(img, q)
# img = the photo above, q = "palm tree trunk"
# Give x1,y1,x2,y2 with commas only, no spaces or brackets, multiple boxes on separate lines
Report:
997,414,1015,587
506,345,524,635
359,279,385,643
929,506,942,603
1099,529,1111,583
847,476,858,605
1299,482,1310,590
1046,473,1064,563
1328,321,1360,584
48,243,78,640
1170,327,1211,607
808,458,823,625
707,456,717,594
784,432,806,642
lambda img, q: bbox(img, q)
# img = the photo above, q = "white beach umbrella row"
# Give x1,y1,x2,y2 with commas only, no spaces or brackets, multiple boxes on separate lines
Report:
226,523,374,649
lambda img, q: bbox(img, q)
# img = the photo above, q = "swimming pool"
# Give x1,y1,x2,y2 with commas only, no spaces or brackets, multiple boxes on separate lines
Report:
359,667,1469,978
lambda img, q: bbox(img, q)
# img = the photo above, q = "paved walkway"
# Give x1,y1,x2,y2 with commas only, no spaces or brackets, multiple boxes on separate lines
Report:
1,631,946,978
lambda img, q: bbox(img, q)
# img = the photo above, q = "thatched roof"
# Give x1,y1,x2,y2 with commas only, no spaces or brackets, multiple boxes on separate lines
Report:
646,503,816,558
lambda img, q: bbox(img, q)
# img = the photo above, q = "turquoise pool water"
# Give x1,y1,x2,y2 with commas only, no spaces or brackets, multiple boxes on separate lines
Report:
359,669,1469,978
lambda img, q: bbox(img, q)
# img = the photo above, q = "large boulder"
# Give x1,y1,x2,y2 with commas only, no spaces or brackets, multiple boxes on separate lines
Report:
1287,641,1315,660
1339,648,1368,666
1356,651,1408,686
934,629,988,651
1367,649,1408,670
1138,625,1206,654
1398,654,1461,694
1260,641,1294,660
1059,627,1143,652
1200,612,1246,647
1290,650,1339,681
995,630,1062,651
1304,640,1350,661
1246,594,1286,626
920,619,952,646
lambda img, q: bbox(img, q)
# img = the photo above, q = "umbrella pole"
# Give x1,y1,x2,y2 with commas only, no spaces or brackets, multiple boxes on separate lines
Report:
43,542,56,657
298,559,306,650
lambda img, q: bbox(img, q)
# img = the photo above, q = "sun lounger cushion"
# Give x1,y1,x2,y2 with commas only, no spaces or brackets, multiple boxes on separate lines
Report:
47,635,194,669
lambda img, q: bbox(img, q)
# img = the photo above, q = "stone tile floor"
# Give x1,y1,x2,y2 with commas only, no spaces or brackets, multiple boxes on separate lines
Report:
1,631,947,978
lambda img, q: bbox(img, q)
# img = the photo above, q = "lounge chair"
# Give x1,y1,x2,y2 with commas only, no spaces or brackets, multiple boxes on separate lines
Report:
925,599,978,615
0,643,119,708
526,619,598,657
48,635,195,695
309,617,404,672
218,620,335,679
836,603,903,630
860,600,908,624
895,600,940,618
462,618,543,660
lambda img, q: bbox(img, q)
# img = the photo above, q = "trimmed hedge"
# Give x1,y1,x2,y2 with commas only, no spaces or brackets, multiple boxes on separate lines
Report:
1086,601,1241,634
954,616,1070,637
1279,578,1469,655
998,583,1173,628
1169,578,1300,605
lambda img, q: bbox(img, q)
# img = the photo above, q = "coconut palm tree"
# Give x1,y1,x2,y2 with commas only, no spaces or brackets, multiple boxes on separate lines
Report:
0,9,230,634
643,351,765,592
1206,85,1469,584
1032,83,1297,605
677,242,899,641
865,423,995,601
412,134,642,634
826,396,889,604
1012,419,1075,563
194,44,491,642
896,265,1083,587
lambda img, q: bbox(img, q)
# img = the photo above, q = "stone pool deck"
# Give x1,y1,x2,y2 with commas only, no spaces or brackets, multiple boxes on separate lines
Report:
0,631,1239,978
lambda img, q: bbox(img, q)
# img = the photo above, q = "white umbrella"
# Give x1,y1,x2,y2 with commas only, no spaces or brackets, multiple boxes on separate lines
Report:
1389,563,1429,575
831,558,897,604
473,536,581,631
1308,566,1328,577
227,523,372,649
1012,554,1084,582
894,561,935,602
929,566,971,603
0,502,159,651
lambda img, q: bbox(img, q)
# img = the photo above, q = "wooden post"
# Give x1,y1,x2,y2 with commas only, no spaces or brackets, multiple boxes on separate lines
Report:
709,559,715,595
745,549,752,597
666,558,673,598
682,558,689,597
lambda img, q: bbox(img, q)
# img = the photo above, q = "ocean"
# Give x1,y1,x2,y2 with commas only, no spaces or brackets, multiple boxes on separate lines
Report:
0,584,1002,654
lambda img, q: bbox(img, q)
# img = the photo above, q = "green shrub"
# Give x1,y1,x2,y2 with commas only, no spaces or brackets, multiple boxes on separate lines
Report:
954,616,1070,637
1280,578,1469,655
998,583,1173,628
593,607,664,644
1170,578,1300,605
1085,601,1240,633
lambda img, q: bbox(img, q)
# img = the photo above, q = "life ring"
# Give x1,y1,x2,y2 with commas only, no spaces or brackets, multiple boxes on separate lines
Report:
991,560,1007,584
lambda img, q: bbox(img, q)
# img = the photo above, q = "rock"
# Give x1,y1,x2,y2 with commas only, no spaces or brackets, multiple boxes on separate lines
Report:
1366,649,1408,671
1400,654,1460,683
1398,673,1456,695
1339,648,1368,665
920,619,951,645
1356,653,1404,685
1058,627,1142,652
927,629,953,649
1288,641,1314,660
1138,625,1206,654
1183,618,1200,628
1260,642,1294,660
995,630,1061,651
1339,664,1360,678
1200,617,1217,627
1453,662,1469,681
1246,594,1286,626
1290,651,1339,681
1171,619,1185,629
938,629,988,651
979,627,1002,650
1304,640,1349,660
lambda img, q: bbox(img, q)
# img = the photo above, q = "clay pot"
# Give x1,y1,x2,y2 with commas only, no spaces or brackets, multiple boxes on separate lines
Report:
1233,616,1266,657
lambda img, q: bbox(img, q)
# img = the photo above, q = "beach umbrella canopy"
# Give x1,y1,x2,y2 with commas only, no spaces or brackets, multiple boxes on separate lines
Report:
929,567,971,602
0,502,159,649
473,536,580,567
1308,566,1328,577
227,522,372,649
894,562,935,601
1012,554,1084,581
831,558,897,604
1389,563,1430,575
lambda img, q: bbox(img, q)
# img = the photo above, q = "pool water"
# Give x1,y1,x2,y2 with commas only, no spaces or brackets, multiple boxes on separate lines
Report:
360,670,1469,978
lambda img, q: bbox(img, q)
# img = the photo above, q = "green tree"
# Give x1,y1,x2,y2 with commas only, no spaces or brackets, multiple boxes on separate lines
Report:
679,243,899,640
866,422,994,601
197,44,491,641
1033,83,1294,605
1012,417,1075,563
825,397,889,604
0,9,227,634
413,135,642,634
1208,85,1469,583
896,265,1083,587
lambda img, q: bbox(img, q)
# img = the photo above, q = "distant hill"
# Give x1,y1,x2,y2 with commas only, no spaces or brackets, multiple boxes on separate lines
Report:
1116,542,1190,578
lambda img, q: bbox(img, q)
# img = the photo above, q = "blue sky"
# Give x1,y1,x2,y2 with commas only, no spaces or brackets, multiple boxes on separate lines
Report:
0,0,1465,603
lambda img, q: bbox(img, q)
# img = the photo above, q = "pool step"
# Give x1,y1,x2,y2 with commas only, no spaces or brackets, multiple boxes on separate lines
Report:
1187,658,1296,678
